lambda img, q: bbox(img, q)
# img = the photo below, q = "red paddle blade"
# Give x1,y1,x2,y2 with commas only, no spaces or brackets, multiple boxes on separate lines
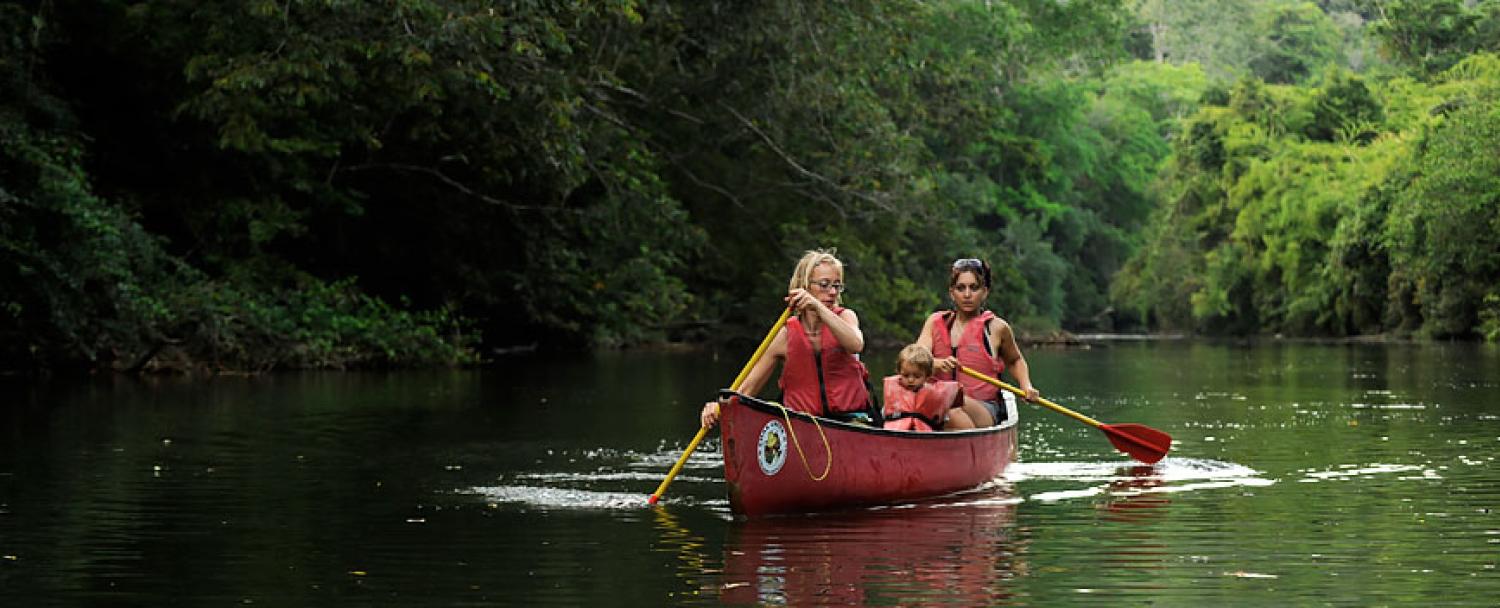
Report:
1100,423,1173,464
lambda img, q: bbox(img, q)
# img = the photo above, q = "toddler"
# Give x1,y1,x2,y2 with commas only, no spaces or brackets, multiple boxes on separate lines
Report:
882,344,962,432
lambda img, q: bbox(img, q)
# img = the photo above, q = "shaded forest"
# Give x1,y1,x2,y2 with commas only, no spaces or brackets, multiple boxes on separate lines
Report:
3,0,1498,372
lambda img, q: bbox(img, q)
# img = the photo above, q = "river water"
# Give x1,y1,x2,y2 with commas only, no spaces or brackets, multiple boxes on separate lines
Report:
1,341,1497,605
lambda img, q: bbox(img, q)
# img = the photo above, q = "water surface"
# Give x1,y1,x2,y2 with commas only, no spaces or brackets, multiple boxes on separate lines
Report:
1,342,1497,605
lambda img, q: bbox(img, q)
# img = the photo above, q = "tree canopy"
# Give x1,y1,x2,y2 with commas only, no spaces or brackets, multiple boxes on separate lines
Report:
3,0,1498,372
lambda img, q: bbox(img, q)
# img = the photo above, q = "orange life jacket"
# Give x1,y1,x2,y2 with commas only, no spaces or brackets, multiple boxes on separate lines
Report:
881,377,961,432
929,310,1002,402
781,312,870,416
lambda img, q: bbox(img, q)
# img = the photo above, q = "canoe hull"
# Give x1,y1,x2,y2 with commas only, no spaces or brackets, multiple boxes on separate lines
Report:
721,395,1017,517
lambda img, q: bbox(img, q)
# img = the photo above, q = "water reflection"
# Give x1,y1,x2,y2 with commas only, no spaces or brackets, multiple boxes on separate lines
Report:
710,499,1023,605
4,344,1498,605
1096,465,1171,576
1100,464,1170,524
653,508,713,586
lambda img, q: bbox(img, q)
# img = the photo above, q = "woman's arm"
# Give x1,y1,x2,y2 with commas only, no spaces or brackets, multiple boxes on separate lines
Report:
701,329,788,427
737,328,788,397
994,319,1039,401
789,288,863,353
916,314,957,374
823,308,864,354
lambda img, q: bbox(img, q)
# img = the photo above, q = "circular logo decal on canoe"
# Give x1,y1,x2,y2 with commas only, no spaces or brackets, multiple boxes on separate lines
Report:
757,420,788,476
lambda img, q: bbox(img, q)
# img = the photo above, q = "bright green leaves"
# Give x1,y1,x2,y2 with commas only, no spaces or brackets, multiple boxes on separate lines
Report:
1116,51,1500,339
1382,89,1500,337
1307,68,1384,143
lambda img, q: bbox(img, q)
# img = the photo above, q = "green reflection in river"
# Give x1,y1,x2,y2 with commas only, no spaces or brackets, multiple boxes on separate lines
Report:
1,342,1497,605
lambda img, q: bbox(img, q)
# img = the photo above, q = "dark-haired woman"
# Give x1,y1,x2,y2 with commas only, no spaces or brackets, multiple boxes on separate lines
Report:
913,258,1039,430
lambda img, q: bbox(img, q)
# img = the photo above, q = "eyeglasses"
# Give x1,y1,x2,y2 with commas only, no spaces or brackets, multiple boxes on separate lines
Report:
811,279,846,293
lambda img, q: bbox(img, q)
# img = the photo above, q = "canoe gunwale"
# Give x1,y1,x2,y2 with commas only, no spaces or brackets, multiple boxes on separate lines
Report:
724,391,1020,438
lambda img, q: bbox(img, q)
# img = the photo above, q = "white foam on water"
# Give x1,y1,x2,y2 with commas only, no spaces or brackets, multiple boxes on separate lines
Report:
466,444,730,510
1350,403,1426,410
1008,458,1261,483
627,444,724,470
1111,478,1277,496
1301,463,1424,480
1031,487,1106,502
512,471,719,484
1008,458,1273,503
934,496,1026,508
468,485,658,510
1224,571,1279,579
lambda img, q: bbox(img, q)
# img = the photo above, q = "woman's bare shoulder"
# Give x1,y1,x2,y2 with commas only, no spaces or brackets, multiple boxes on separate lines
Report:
835,306,859,324
990,316,1015,337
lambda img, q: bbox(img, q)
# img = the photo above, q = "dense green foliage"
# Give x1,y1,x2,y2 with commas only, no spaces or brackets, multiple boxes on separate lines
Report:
1112,0,1500,340
4,0,1164,371
1,3,476,371
4,0,1500,373
1114,55,1500,338
1369,0,1500,76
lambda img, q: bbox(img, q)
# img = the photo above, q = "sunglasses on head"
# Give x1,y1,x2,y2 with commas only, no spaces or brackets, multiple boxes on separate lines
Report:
951,258,991,288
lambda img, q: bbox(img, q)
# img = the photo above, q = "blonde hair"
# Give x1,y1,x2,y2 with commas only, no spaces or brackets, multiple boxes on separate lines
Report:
788,248,845,306
897,343,934,375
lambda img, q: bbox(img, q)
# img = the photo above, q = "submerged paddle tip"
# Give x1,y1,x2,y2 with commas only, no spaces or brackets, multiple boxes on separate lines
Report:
647,494,660,505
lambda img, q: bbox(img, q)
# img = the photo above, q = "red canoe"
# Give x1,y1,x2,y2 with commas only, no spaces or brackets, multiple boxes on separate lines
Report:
720,393,1018,517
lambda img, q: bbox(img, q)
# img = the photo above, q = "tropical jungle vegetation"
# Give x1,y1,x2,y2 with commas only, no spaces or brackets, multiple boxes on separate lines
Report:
3,0,1498,372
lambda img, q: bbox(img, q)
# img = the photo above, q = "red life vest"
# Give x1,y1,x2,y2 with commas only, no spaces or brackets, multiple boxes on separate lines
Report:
881,376,961,432
929,310,1002,402
781,312,870,416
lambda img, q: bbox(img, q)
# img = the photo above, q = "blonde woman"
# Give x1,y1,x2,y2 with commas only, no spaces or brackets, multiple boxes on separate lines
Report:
701,249,870,426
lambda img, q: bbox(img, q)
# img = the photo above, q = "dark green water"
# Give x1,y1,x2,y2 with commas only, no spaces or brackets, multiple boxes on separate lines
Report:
2,342,1497,605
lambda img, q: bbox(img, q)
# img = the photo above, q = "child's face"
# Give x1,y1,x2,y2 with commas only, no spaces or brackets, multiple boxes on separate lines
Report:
898,361,929,392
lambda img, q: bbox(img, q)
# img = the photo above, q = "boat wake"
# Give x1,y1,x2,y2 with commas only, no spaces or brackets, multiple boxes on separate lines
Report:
468,485,655,510
460,442,728,512
1296,462,1432,482
1010,458,1275,502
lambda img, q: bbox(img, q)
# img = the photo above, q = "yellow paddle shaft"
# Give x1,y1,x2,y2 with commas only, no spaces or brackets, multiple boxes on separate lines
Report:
959,366,1103,428
649,307,793,504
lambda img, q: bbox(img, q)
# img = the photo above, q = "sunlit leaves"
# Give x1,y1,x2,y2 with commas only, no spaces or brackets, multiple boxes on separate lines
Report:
1382,77,1500,337
1115,50,1500,339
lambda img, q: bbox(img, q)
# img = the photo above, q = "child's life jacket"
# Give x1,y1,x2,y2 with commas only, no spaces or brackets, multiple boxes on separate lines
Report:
881,376,962,432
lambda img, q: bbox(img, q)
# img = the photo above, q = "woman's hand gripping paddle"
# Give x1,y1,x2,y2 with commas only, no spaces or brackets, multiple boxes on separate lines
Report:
959,366,1172,464
648,308,793,505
